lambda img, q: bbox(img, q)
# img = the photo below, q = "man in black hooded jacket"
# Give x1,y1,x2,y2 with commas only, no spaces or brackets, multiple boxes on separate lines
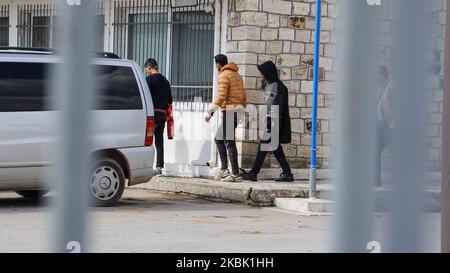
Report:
241,61,294,182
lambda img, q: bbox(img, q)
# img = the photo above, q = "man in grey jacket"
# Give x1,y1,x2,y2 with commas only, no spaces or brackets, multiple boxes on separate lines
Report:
240,61,293,182
376,65,393,187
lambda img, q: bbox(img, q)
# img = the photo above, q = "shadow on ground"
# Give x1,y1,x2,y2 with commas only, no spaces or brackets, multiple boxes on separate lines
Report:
0,189,254,213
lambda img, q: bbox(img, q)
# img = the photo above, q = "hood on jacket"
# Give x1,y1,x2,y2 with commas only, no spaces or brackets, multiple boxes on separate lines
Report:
221,62,239,73
257,61,279,83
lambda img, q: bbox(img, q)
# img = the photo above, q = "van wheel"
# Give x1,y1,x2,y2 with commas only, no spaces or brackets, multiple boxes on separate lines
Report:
16,190,49,199
89,158,125,207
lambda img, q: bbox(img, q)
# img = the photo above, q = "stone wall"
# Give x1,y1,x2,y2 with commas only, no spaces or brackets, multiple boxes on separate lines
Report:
379,0,447,172
423,0,446,172
226,0,447,174
225,0,338,170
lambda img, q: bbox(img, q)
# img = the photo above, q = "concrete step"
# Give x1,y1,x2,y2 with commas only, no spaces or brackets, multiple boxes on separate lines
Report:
133,176,441,212
274,198,334,215
275,188,441,214
134,177,319,206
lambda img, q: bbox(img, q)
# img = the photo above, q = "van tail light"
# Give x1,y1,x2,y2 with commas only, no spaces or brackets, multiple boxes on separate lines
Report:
145,116,154,146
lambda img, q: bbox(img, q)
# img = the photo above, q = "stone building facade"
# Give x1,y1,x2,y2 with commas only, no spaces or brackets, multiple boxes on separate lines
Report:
0,0,446,176
226,0,447,174
378,0,446,172
226,0,338,170
426,0,447,172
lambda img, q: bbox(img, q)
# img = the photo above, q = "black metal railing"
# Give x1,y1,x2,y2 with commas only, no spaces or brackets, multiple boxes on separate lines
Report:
0,5,8,47
17,2,105,51
112,0,215,111
8,0,215,112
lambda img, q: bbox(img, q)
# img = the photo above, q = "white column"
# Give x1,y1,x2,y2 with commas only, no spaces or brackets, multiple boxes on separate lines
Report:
220,0,228,54
166,7,173,81
212,0,222,100
9,0,18,47
103,0,112,52
208,0,225,167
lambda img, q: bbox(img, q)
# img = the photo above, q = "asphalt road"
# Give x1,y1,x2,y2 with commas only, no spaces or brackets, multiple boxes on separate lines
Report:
0,188,441,253
0,189,331,253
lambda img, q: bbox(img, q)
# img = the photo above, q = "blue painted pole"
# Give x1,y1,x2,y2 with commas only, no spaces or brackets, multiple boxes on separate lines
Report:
309,0,322,199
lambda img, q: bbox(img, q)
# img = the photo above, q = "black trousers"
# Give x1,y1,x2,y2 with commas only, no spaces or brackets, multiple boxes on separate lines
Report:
154,112,166,168
251,142,291,175
215,111,239,175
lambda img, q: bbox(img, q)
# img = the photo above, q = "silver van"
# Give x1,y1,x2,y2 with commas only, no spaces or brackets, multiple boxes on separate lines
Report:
0,48,155,206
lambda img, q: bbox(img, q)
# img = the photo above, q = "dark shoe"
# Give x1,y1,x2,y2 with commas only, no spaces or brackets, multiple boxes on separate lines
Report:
275,172,294,182
154,167,163,177
240,171,258,182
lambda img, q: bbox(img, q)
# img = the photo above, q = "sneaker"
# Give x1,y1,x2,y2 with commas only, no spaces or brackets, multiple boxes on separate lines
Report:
214,169,230,180
154,167,163,177
221,174,243,183
240,171,258,182
275,172,294,182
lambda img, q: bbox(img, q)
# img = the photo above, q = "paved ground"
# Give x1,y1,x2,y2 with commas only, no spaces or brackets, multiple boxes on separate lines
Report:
139,176,330,206
137,176,441,212
0,188,441,253
0,189,331,253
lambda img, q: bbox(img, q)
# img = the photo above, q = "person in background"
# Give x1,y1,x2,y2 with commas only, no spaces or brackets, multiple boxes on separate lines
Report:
241,61,294,182
376,65,393,187
205,54,247,182
145,58,173,177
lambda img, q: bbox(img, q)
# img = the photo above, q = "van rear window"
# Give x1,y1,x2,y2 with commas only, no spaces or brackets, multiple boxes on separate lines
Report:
95,65,143,110
0,62,143,112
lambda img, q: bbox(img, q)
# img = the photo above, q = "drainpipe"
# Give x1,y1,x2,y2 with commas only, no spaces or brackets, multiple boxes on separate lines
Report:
209,0,228,168
8,3,18,47
309,0,322,199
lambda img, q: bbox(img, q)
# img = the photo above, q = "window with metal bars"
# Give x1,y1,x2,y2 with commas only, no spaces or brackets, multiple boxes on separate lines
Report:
17,3,105,51
0,5,9,47
113,0,215,111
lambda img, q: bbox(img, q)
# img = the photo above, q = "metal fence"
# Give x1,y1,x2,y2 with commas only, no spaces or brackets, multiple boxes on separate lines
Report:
0,5,8,47
112,0,215,111
17,2,105,51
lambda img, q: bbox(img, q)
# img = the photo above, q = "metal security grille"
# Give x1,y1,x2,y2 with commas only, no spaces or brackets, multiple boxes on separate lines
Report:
17,2,105,51
0,5,9,46
113,0,215,111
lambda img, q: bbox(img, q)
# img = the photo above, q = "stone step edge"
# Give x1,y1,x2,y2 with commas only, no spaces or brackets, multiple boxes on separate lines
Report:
133,177,441,213
133,178,311,207
274,198,334,215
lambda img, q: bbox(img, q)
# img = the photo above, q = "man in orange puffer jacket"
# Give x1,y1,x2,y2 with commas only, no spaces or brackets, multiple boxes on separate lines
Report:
205,54,247,183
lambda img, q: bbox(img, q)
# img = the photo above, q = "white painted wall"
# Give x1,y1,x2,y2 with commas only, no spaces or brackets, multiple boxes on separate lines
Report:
163,109,220,177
